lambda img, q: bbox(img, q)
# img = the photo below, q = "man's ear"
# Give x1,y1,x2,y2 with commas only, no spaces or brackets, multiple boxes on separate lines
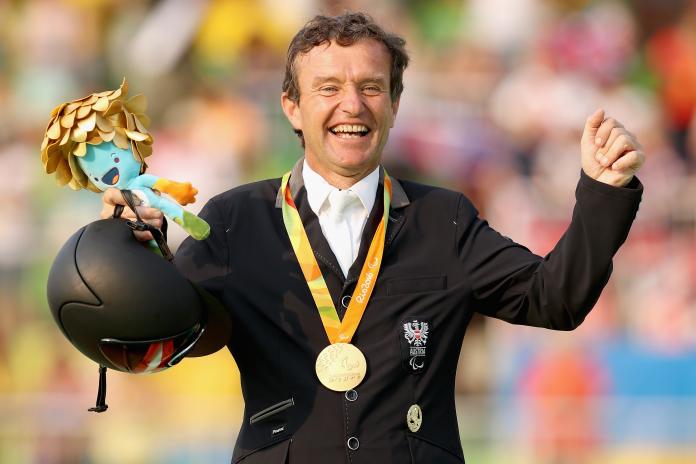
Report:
389,96,401,128
281,92,302,132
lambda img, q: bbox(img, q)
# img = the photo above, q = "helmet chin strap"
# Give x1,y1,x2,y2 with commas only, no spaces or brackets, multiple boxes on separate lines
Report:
117,189,174,262
88,366,108,413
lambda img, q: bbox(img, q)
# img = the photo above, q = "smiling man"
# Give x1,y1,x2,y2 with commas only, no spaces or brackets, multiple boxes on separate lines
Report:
102,12,644,464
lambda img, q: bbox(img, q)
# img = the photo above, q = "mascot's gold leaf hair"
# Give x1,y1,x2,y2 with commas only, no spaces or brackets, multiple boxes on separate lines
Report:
40,78,154,192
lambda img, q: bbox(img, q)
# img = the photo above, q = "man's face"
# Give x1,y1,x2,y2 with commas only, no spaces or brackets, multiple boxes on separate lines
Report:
281,39,400,184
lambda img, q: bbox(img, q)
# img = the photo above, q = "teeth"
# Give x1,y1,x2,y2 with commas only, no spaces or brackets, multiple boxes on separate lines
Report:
335,133,362,138
331,124,369,133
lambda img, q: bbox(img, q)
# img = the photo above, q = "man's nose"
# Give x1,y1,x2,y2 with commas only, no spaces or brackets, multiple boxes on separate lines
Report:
339,86,364,116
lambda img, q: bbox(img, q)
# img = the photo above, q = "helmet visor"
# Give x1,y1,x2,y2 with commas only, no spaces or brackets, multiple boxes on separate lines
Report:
98,322,204,373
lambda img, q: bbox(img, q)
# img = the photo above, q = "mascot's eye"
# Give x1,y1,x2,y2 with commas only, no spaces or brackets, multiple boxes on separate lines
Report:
114,157,120,163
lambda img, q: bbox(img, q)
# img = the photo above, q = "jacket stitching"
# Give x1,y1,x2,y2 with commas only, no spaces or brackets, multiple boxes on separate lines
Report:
314,250,343,278
344,391,353,463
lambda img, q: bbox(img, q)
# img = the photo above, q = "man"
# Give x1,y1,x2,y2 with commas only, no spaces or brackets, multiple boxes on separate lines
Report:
102,12,644,464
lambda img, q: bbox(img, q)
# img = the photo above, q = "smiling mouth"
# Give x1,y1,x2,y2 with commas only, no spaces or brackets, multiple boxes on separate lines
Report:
329,124,370,139
101,167,120,185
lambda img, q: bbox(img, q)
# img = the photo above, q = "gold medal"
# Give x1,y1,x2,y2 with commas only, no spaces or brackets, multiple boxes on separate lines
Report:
315,343,367,391
281,170,392,392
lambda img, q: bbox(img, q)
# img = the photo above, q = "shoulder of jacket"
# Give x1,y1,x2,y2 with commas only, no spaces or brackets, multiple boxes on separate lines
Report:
396,178,480,227
397,178,469,210
208,177,280,206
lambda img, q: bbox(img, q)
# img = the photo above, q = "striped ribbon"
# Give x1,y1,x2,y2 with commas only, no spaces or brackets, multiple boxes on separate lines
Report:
280,170,392,344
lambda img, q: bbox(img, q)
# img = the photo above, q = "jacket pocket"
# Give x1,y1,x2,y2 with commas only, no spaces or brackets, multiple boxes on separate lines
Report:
233,437,291,464
249,398,294,424
407,435,464,463
387,275,447,296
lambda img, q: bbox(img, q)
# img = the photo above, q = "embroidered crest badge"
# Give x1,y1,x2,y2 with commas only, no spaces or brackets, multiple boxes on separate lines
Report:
400,319,430,373
403,320,429,346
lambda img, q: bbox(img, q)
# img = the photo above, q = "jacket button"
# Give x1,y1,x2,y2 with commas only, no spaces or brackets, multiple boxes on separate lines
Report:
341,295,351,308
347,436,359,450
345,389,358,401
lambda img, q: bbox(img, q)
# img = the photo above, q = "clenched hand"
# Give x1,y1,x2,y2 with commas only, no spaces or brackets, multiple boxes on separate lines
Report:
581,109,645,187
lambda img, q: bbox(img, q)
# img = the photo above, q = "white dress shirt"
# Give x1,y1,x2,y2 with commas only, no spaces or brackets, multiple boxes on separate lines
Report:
302,160,379,277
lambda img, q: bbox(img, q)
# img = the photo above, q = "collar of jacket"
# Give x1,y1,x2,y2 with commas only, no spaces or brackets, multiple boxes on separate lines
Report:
274,157,410,210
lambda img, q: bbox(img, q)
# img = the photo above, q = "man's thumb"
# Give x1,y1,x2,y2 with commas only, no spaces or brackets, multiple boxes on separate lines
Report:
584,108,605,139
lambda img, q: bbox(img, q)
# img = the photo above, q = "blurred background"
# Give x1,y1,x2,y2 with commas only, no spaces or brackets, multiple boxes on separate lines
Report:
1,0,695,462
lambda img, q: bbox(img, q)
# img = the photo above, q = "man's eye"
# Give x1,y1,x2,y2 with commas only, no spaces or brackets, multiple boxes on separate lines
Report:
363,86,383,96
319,86,338,95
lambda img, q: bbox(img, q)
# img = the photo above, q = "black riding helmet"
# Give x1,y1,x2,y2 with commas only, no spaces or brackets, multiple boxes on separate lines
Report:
47,216,230,410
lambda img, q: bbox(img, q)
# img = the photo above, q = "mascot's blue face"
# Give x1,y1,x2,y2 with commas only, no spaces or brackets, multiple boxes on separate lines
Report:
78,141,142,191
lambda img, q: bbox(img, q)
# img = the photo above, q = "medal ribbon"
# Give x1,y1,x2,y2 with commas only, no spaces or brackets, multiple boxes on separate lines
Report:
280,169,392,344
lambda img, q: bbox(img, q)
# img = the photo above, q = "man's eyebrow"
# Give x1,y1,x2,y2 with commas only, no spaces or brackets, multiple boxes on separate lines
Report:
311,76,341,87
360,75,388,84
310,75,389,86
360,74,389,85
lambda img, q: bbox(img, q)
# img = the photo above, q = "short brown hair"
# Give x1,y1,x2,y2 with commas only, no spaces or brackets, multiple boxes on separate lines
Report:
282,12,409,104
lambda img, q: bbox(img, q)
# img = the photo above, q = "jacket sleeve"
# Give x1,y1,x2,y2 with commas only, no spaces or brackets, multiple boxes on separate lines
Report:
457,170,643,330
174,198,230,301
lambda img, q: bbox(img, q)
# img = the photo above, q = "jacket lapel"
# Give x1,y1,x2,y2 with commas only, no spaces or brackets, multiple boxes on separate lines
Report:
385,168,409,249
294,187,345,283
345,186,384,285
277,159,345,306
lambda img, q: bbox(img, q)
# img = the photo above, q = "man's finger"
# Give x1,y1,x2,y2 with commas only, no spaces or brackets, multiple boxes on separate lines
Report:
100,188,123,219
595,126,623,162
611,150,644,172
598,133,633,167
594,117,624,148
584,108,605,143
102,188,127,206
136,206,163,220
133,230,154,242
133,206,164,230
136,212,163,230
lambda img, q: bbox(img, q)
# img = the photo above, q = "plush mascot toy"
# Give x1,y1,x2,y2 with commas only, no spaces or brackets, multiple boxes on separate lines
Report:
40,78,209,241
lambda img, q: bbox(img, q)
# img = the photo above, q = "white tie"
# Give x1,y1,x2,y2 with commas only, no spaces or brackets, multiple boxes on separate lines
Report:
327,189,360,276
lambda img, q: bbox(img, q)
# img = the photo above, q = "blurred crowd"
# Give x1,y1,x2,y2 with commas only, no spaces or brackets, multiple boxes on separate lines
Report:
0,0,695,462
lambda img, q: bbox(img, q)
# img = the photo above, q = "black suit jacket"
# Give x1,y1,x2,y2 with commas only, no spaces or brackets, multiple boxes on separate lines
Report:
175,159,642,463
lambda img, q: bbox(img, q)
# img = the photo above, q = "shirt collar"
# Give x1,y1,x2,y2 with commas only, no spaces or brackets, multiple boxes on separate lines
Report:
274,157,410,210
302,159,379,215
